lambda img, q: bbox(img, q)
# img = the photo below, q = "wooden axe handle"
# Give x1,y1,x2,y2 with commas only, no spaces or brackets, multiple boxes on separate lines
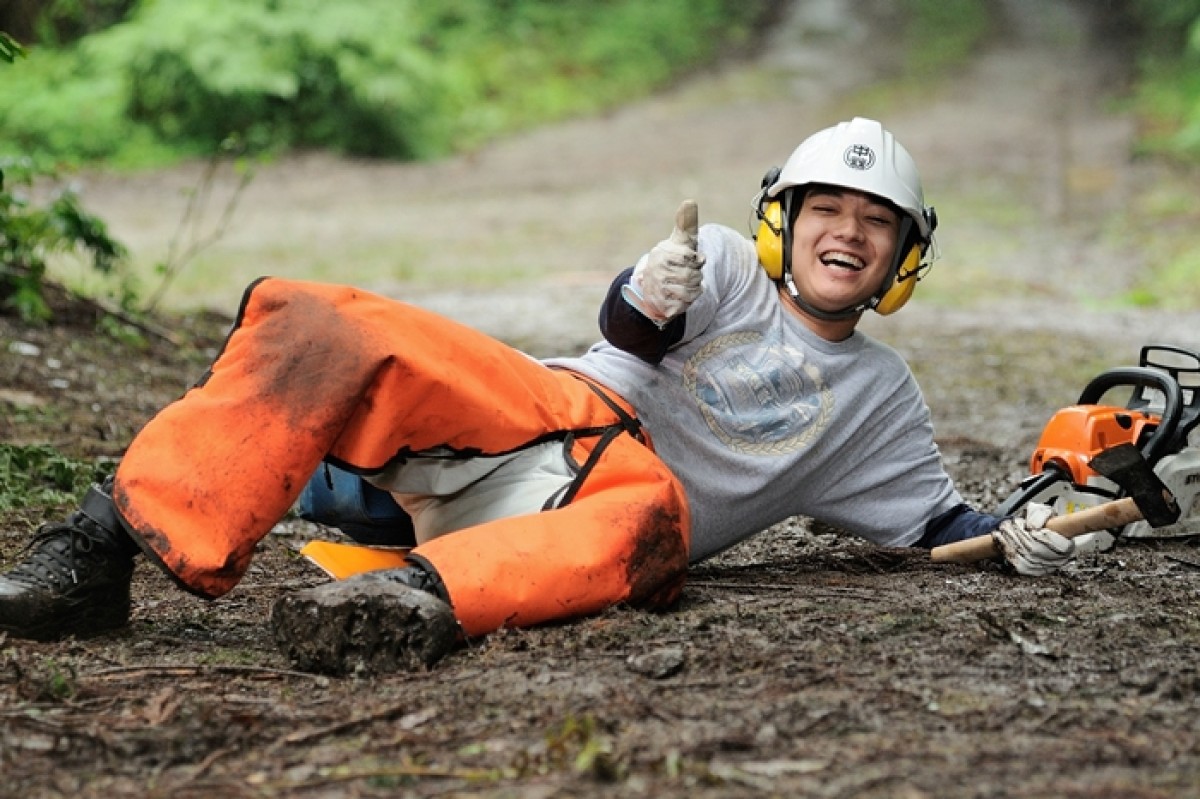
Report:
930,497,1143,564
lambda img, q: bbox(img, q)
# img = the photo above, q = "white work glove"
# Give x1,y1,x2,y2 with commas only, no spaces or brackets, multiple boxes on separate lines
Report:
991,502,1076,577
622,199,706,325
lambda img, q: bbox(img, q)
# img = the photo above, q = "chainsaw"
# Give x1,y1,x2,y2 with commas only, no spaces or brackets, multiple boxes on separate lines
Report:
996,343,1200,554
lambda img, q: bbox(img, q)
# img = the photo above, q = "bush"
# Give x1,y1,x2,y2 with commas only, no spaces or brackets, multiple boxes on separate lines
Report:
1128,0,1200,161
0,443,111,512
0,157,127,321
0,0,768,166
0,30,23,61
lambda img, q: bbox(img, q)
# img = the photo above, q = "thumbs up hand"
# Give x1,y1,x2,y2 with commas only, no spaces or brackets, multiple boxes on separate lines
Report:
622,200,706,325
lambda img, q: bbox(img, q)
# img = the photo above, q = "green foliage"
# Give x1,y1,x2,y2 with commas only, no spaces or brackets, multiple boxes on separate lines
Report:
1,51,160,164
0,30,25,62
902,0,991,78
1131,58,1200,159
0,0,766,166
1129,0,1200,45
1123,219,1200,309
27,0,138,46
105,2,442,158
1127,0,1200,161
1150,247,1200,307
0,443,109,512
532,714,620,780
0,157,128,321
36,658,79,702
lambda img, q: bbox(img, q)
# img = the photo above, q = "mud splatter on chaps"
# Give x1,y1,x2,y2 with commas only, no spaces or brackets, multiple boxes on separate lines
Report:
113,277,689,635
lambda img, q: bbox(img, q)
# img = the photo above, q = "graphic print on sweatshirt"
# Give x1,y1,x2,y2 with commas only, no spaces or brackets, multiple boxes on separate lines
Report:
682,330,833,455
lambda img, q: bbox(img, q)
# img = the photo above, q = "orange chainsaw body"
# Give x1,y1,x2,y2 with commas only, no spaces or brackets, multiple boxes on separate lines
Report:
1030,404,1159,484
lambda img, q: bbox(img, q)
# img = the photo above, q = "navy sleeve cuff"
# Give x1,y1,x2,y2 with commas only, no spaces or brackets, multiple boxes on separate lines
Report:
598,267,685,364
914,503,1003,548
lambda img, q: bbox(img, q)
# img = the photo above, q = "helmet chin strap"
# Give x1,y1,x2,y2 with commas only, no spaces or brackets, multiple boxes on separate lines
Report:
781,271,867,321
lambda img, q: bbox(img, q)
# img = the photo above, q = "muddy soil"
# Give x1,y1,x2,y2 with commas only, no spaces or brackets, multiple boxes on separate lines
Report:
4,1,1200,797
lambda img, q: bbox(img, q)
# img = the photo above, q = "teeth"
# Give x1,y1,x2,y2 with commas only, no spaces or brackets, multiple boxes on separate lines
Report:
820,251,864,271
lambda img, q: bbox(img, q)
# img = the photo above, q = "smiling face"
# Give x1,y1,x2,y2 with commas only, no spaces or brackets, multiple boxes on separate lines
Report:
787,186,902,322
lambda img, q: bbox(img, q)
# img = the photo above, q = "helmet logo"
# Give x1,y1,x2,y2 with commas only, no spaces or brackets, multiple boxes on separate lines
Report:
843,144,875,171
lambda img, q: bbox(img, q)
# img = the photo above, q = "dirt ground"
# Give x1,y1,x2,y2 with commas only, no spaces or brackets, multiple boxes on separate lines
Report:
4,1,1200,797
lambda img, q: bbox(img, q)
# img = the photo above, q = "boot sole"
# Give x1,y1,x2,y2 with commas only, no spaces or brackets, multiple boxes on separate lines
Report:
0,594,131,642
270,578,458,675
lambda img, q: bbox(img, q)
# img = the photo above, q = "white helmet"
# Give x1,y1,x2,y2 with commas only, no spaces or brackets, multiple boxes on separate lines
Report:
753,117,938,319
767,116,935,240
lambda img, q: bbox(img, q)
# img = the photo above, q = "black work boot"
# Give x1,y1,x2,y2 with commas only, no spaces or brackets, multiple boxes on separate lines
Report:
271,561,458,676
0,479,139,641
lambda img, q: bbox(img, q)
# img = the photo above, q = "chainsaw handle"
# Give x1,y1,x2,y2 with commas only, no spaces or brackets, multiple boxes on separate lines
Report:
929,533,1001,564
1044,497,1144,536
930,497,1144,564
1077,367,1182,464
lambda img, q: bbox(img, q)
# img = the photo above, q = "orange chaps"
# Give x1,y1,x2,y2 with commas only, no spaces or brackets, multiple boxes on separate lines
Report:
112,278,690,636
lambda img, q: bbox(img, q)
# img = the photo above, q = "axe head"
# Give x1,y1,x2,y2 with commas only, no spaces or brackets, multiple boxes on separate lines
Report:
1089,443,1181,528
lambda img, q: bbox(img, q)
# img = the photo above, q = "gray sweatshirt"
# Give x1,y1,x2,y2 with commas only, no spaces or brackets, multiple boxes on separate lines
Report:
548,223,963,562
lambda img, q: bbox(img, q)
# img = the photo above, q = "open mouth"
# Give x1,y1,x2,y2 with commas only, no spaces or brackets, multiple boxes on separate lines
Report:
819,251,865,272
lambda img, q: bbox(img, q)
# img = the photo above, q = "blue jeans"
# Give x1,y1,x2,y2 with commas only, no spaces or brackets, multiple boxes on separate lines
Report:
296,463,415,547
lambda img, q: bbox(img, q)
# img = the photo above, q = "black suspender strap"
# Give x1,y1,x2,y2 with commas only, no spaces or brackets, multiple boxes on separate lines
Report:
580,379,644,443
541,377,647,510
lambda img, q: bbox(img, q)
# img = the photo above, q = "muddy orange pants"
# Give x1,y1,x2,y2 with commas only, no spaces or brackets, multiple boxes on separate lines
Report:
111,278,689,636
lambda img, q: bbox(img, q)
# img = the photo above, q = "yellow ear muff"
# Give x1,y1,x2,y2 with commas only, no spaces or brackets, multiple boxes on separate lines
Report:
755,200,784,280
873,243,922,315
